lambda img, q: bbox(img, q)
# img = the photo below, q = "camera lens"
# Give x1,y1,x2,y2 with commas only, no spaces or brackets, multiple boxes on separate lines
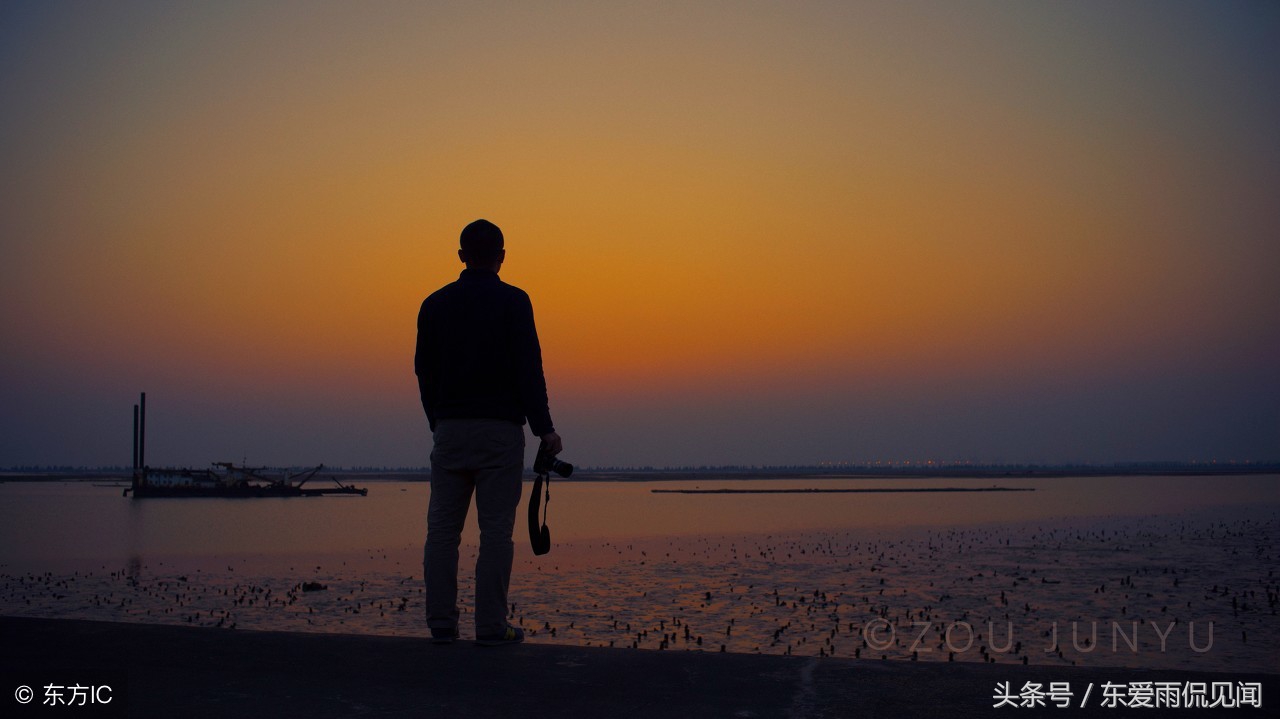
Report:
535,450,573,478
552,458,573,478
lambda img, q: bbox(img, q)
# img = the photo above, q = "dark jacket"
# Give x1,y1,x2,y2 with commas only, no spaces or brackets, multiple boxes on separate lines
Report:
415,269,555,436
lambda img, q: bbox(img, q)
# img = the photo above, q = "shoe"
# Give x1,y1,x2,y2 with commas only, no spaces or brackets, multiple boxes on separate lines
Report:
431,627,460,644
476,625,524,646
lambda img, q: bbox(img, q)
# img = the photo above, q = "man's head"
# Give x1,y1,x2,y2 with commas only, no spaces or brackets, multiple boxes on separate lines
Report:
459,219,505,270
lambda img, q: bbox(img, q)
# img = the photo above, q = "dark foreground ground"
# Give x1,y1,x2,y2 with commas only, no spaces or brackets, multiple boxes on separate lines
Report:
1,617,1274,718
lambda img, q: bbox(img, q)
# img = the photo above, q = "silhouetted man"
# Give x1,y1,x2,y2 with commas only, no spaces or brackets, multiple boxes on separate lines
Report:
415,219,563,646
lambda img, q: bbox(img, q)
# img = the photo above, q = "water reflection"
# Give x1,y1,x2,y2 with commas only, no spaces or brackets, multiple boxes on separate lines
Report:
1,477,1277,672
0,475,1276,569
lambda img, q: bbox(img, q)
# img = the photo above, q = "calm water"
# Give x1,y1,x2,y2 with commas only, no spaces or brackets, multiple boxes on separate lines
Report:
2,475,1277,671
1,474,1277,570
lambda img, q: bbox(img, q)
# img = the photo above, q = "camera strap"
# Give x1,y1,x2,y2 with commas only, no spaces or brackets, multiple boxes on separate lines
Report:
539,473,550,526
528,471,551,555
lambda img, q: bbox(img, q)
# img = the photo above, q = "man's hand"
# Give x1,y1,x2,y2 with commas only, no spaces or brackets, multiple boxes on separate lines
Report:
539,431,563,456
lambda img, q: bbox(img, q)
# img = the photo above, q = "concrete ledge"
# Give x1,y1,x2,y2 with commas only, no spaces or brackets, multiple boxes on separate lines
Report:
2,617,1274,718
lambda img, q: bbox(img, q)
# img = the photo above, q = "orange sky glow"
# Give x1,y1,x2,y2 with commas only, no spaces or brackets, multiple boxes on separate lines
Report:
2,1,1276,467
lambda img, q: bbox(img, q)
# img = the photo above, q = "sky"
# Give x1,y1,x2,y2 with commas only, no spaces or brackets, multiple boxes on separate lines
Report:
1,0,1277,469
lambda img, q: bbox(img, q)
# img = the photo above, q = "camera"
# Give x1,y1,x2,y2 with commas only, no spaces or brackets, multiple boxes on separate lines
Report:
533,445,573,478
528,443,568,556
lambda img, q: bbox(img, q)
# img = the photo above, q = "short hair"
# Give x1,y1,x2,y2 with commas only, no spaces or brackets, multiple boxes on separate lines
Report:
460,219,504,265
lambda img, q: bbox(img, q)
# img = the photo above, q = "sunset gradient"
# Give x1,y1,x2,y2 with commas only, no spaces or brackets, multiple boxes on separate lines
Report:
2,1,1277,467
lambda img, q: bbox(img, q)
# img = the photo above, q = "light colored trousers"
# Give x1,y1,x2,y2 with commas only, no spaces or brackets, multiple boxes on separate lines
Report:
425,418,525,637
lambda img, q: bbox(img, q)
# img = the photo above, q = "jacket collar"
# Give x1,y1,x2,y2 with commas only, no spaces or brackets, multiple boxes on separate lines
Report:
459,268,500,281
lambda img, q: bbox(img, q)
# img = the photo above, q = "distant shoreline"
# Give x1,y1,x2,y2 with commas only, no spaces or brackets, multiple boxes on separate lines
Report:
3,464,1277,484
651,486,1036,494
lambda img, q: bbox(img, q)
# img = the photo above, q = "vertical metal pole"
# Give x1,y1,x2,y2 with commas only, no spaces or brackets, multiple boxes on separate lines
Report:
133,404,139,473
139,392,146,470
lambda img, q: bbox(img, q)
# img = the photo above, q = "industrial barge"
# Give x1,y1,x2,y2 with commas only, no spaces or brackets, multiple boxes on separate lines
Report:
125,393,367,498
